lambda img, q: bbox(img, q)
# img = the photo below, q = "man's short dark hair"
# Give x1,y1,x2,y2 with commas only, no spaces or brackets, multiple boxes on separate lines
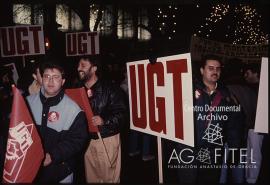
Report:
201,54,223,68
242,63,261,78
242,63,261,75
39,56,65,78
79,55,101,67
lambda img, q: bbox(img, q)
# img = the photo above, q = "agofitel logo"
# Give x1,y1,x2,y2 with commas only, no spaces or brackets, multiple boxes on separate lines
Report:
167,122,256,169
167,147,256,169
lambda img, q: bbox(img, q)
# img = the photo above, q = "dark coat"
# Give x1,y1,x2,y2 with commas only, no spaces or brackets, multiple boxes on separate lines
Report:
28,89,88,183
194,80,243,150
87,79,127,139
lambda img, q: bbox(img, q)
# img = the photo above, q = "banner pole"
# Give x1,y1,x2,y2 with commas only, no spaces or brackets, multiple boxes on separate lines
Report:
157,136,163,183
97,132,112,168
22,55,26,68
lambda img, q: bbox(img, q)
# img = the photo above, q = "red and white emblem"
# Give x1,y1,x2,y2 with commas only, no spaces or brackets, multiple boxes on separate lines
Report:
3,122,33,183
48,111,59,123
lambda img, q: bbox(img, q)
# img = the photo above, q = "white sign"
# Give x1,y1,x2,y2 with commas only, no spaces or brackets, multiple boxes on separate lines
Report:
0,25,45,57
66,32,99,56
254,57,268,133
4,63,19,85
127,53,194,147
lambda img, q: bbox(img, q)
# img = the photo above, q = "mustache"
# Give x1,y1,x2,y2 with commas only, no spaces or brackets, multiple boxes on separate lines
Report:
78,71,85,74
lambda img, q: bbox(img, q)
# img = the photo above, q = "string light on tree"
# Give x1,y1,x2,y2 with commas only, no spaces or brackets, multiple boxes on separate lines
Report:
156,5,179,39
194,4,268,45
195,4,229,39
233,4,267,44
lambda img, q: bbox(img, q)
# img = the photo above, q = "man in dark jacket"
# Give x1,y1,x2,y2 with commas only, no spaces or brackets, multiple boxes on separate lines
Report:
27,59,88,183
243,63,264,183
175,55,242,183
77,55,126,183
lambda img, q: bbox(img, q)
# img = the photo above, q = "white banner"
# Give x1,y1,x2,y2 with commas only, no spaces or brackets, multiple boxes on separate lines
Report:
127,53,194,147
254,57,269,133
66,31,99,56
0,25,45,57
190,36,268,63
4,63,19,84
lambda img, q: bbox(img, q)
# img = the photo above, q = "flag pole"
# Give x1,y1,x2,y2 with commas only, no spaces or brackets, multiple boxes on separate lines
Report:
22,55,26,68
97,132,112,168
158,136,163,183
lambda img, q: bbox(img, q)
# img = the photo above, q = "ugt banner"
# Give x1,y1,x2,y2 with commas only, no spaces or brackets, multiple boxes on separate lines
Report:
0,25,45,57
127,53,194,147
2,86,44,183
66,31,99,56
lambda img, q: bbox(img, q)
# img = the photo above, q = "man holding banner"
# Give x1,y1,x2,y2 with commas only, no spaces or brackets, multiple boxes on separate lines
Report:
77,55,126,183
26,59,88,183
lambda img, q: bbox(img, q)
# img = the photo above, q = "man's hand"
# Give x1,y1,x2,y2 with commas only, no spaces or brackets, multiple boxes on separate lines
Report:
91,115,104,126
43,153,52,166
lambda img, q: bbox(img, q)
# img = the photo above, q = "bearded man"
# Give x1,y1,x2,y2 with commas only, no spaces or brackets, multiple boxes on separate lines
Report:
77,55,126,183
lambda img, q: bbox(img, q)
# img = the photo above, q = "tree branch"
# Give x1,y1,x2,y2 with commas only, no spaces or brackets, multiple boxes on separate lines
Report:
93,4,105,31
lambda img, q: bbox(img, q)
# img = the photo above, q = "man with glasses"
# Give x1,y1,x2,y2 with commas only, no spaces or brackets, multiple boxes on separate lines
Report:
26,58,88,183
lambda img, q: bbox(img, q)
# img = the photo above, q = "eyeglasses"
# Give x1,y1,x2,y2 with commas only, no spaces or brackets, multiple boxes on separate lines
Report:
43,74,62,81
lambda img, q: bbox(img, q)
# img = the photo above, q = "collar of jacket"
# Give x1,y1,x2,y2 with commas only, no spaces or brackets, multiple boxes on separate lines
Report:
39,87,64,107
195,79,225,92
88,79,103,93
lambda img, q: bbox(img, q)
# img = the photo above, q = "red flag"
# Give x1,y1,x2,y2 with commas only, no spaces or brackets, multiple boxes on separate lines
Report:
65,87,98,132
2,86,44,183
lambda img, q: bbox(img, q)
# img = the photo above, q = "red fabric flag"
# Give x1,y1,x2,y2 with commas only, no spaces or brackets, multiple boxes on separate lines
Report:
2,86,44,183
65,87,98,132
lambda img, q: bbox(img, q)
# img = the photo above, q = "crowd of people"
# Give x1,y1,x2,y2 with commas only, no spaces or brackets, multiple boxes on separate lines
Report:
0,54,269,183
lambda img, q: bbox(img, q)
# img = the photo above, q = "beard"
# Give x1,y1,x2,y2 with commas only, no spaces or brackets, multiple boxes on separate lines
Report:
78,70,92,82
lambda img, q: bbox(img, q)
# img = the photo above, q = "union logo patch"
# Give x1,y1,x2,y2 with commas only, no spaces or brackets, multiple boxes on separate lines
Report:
48,111,59,123
3,122,33,183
